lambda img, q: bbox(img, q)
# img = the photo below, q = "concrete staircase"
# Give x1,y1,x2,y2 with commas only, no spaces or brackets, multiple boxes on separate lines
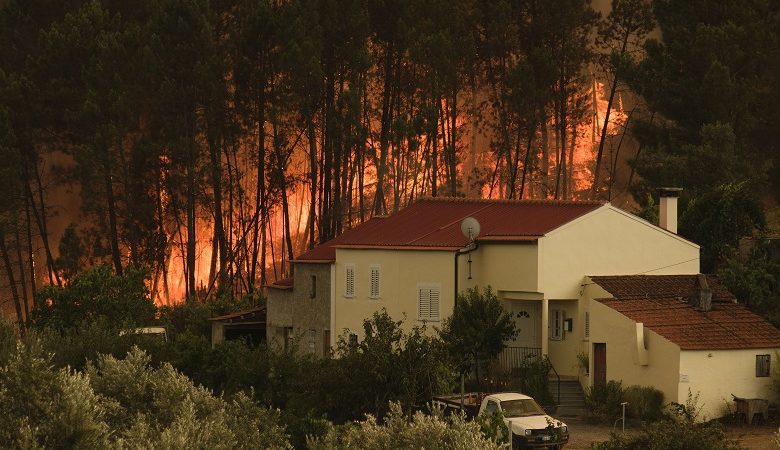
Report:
552,377,586,417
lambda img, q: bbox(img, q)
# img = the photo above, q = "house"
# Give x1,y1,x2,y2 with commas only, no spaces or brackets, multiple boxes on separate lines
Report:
266,191,780,418
209,306,266,348
585,274,780,419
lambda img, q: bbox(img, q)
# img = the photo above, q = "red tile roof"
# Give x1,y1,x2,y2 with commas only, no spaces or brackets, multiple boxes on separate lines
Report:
590,275,736,303
592,275,780,350
296,197,603,262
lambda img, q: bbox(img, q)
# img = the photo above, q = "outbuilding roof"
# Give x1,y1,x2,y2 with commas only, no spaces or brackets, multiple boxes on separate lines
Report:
295,197,602,262
591,275,780,350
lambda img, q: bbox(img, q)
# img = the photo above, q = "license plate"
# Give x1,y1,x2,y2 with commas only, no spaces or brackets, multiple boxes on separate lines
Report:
541,436,551,441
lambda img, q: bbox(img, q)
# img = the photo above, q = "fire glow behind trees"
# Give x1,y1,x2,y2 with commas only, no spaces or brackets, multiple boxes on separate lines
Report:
0,0,777,313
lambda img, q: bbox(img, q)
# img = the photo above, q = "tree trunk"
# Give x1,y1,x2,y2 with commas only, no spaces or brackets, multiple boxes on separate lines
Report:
373,43,394,216
0,230,25,331
24,194,36,295
308,119,317,249
14,219,30,320
103,155,123,276
207,129,228,294
186,140,197,302
592,31,630,199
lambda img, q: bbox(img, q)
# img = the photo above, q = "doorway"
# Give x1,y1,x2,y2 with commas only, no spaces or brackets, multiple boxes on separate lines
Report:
593,343,606,386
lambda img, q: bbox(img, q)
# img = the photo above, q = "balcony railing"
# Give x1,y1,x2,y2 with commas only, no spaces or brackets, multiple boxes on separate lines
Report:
498,346,542,371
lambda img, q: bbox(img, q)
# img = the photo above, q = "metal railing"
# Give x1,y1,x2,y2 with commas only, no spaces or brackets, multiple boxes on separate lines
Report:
498,346,542,371
547,355,560,406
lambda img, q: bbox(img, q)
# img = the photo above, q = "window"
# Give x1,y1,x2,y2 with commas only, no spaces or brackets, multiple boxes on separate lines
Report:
345,264,355,298
418,284,441,322
584,311,590,339
485,400,499,415
369,265,380,299
310,275,317,299
757,354,771,377
550,309,564,341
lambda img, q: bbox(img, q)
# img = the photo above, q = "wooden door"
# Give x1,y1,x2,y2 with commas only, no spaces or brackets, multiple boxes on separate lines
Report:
593,343,607,386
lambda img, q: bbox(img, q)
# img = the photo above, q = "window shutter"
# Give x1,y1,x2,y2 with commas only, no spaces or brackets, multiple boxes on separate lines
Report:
345,265,355,297
417,285,440,322
584,311,590,339
429,288,440,321
550,309,563,341
370,265,380,298
418,288,430,319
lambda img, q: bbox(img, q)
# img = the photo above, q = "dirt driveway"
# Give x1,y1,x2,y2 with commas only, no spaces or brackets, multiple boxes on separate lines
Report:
563,417,777,449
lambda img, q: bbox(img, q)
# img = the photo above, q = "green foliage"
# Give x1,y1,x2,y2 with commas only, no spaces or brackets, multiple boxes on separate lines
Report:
623,385,664,422
592,391,739,450
86,347,291,449
308,402,505,450
474,409,510,445
718,242,780,318
0,341,111,449
440,286,517,378
679,182,765,271
513,358,554,406
31,264,156,330
324,310,456,422
56,223,85,283
36,319,167,371
158,294,262,338
584,380,625,423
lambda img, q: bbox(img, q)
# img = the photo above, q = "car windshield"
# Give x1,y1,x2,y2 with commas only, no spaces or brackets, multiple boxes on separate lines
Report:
500,399,546,417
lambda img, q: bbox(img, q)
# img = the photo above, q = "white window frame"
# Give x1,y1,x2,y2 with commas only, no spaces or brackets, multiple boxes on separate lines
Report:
344,264,355,298
369,264,381,299
417,283,441,322
550,309,564,341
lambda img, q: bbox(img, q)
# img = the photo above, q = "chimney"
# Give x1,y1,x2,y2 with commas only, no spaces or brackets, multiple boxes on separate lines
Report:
658,187,682,234
689,274,713,312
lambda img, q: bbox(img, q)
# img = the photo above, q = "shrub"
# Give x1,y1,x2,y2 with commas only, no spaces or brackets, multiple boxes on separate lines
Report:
513,358,553,406
585,380,624,423
308,402,505,450
592,406,741,450
86,347,292,449
0,341,111,449
35,319,167,371
30,264,156,330
623,385,664,422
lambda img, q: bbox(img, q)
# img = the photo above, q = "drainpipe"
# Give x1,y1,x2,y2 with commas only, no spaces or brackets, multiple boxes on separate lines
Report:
454,242,479,307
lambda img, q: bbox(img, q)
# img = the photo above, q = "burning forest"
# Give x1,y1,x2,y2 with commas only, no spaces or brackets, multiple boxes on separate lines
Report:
1,0,777,321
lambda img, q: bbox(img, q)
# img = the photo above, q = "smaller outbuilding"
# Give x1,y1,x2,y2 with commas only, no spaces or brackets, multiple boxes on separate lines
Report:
584,274,780,420
209,306,266,348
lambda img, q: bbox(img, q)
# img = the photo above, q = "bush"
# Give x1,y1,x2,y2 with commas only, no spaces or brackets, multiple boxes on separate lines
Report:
86,347,291,449
35,319,168,371
308,402,505,450
592,405,740,450
30,265,156,330
0,340,111,449
321,311,455,423
623,385,664,422
0,337,292,450
585,380,624,423
512,358,553,406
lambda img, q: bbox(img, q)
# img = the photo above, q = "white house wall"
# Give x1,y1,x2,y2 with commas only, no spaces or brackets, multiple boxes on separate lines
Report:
589,298,682,406
334,248,454,339
679,348,780,420
541,205,700,300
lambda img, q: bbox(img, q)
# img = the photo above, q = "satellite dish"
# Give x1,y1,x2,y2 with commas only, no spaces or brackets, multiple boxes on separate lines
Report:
460,217,481,242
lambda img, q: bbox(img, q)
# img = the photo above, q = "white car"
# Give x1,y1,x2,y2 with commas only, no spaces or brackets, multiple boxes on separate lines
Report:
478,392,569,449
